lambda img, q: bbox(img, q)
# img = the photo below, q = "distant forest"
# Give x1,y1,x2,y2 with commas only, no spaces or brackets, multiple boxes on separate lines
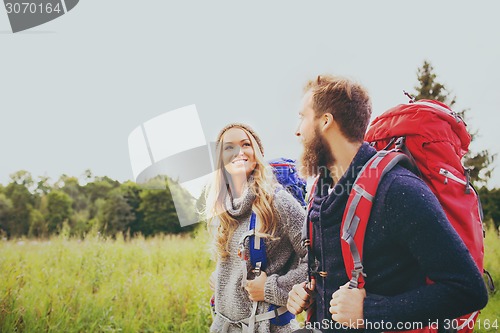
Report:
0,170,199,239
1,168,500,239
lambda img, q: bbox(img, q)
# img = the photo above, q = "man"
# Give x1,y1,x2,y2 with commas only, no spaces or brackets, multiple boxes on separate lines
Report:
286,75,488,332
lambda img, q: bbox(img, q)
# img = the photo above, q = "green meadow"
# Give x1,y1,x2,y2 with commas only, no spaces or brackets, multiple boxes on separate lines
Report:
1,228,499,333
0,232,214,333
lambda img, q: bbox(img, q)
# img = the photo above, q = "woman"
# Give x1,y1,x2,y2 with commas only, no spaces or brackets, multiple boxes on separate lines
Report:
205,123,307,333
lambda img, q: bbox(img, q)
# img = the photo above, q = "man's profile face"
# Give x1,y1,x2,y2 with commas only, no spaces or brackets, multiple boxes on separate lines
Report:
296,91,316,145
296,91,334,177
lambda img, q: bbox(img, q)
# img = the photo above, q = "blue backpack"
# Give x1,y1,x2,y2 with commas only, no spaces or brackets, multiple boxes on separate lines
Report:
268,158,307,207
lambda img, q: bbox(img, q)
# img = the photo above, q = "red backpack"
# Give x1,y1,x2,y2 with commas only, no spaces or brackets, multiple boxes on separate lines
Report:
346,99,485,332
304,99,489,331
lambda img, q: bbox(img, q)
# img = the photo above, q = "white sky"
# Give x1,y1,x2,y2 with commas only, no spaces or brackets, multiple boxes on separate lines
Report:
1,1,499,188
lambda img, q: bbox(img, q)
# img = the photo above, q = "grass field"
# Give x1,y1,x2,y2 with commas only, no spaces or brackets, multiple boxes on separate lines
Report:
0,228,498,332
480,226,500,332
0,232,214,333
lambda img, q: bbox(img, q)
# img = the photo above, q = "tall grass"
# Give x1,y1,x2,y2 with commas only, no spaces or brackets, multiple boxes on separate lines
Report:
477,225,500,333
1,228,498,332
0,232,214,333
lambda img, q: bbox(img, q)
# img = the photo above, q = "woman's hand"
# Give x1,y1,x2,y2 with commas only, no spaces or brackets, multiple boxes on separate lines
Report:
209,271,216,291
245,271,267,301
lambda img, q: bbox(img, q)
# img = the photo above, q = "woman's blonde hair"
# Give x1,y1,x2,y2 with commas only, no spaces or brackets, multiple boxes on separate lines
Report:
204,123,279,260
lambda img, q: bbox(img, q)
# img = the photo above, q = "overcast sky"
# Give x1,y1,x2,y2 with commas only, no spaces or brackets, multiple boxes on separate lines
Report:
1,1,499,188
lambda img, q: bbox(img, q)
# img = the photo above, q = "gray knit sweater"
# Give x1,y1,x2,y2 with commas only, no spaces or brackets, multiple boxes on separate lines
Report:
210,187,307,333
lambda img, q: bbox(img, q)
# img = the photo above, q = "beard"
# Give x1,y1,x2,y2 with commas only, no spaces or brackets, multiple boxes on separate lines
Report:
299,126,335,178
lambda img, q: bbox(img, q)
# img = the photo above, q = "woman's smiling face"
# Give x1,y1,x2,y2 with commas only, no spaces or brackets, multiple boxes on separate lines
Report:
221,127,257,179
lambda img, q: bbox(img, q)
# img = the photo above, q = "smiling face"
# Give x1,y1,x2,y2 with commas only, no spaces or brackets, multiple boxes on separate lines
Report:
221,127,257,179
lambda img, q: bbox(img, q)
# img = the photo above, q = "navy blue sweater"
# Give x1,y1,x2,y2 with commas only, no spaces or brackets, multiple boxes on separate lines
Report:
308,143,488,332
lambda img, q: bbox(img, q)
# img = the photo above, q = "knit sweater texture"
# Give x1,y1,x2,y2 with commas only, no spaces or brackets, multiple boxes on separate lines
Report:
210,186,307,333
308,143,488,333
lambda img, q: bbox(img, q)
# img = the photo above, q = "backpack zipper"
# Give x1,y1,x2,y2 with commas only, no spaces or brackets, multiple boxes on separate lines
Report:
439,168,472,194
270,163,292,166
439,168,466,186
414,101,464,124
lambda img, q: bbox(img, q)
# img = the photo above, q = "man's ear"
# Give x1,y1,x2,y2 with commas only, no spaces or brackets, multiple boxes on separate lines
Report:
320,113,334,133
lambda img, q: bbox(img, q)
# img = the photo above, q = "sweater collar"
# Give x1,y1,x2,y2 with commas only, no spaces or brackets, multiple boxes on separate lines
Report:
311,142,377,221
224,177,256,218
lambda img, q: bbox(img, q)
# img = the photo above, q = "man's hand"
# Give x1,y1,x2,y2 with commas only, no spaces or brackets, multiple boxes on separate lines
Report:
287,278,316,315
245,271,267,301
329,282,366,328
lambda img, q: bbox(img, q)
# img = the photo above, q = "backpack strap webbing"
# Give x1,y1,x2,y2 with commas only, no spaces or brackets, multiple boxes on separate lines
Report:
304,177,319,323
238,211,294,328
249,212,267,274
341,150,409,289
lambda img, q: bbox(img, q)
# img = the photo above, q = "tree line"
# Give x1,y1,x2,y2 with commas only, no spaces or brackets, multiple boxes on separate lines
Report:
0,167,498,240
0,170,196,239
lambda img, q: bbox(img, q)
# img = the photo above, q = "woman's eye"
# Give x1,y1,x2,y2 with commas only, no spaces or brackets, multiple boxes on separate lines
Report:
243,143,251,147
224,146,233,150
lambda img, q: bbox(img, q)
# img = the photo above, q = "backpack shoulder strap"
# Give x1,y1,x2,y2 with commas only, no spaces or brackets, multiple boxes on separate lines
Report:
248,211,295,327
341,150,409,289
304,177,320,281
249,211,267,275
304,177,319,324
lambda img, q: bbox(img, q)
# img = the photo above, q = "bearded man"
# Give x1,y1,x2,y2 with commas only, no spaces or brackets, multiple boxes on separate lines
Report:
286,75,488,333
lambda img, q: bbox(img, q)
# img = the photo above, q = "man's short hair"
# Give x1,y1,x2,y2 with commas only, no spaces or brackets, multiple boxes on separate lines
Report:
305,75,372,143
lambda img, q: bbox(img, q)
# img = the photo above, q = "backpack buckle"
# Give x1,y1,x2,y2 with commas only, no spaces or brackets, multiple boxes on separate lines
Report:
237,229,255,261
350,266,367,288
395,136,406,149
237,244,248,261
253,262,262,277
352,268,367,279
